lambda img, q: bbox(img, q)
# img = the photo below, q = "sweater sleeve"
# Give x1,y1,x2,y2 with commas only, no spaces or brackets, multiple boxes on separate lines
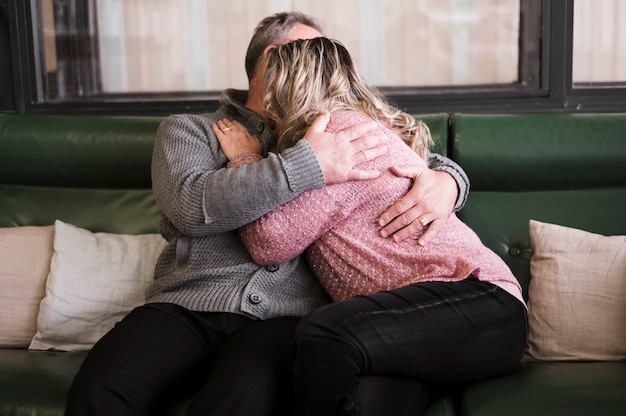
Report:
427,153,470,211
151,114,325,236
238,185,348,265
237,111,396,265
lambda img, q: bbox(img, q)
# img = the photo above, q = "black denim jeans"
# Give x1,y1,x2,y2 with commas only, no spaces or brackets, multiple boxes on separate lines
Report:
65,303,300,416
291,280,528,416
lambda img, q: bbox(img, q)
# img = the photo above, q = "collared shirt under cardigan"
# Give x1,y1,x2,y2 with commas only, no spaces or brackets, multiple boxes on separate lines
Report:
147,89,470,320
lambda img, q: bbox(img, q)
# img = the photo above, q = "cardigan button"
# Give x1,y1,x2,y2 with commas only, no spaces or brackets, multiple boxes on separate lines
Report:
249,293,262,304
266,264,279,272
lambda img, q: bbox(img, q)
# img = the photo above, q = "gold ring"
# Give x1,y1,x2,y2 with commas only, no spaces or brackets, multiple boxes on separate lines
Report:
222,127,231,132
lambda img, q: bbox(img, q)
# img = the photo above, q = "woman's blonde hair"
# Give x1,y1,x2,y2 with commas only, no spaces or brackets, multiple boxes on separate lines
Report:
263,37,432,158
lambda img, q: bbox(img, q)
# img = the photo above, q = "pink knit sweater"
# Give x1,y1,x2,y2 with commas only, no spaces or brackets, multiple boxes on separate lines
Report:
237,111,524,304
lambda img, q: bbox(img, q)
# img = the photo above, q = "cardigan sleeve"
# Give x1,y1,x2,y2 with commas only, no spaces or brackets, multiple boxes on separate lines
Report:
151,114,325,236
427,153,470,211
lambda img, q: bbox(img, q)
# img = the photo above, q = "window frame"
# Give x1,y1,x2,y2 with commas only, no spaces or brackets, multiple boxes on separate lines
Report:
3,0,626,116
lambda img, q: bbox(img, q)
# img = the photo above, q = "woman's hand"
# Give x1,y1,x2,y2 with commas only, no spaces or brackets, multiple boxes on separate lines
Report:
212,119,262,161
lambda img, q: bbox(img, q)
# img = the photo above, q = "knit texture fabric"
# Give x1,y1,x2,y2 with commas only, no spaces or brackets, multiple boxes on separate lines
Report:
239,111,524,304
146,90,330,319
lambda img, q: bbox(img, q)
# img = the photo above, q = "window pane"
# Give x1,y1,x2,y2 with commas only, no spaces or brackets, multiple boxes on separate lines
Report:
573,0,626,85
40,0,521,99
301,0,520,88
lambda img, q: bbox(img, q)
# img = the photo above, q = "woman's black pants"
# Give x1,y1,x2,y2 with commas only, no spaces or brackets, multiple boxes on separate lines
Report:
291,280,528,416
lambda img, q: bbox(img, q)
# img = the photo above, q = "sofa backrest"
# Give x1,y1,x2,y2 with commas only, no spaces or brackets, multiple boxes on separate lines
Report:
2,112,624,299
415,113,449,156
0,115,163,234
452,113,626,299
0,113,449,235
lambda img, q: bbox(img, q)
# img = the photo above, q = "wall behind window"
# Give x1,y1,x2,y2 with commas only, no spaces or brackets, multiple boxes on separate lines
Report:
91,0,519,94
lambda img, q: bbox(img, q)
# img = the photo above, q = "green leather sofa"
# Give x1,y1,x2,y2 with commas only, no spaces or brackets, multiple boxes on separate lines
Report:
0,113,624,415
447,114,626,416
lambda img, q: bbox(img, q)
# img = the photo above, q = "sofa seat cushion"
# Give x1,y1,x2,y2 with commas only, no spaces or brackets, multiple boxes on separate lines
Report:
165,376,458,416
460,361,626,416
0,349,86,415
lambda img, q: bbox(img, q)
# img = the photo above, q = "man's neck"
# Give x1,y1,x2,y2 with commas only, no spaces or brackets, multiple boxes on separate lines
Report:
245,77,266,119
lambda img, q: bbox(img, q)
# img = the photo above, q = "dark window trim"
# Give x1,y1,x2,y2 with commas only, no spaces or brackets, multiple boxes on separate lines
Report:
3,0,626,116
0,0,15,111
5,0,36,114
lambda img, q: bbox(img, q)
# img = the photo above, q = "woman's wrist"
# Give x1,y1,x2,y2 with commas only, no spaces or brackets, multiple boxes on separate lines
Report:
227,152,263,168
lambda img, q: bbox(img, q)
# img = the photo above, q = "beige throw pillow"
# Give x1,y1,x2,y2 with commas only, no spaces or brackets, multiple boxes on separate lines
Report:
29,220,167,352
526,220,626,361
0,226,55,347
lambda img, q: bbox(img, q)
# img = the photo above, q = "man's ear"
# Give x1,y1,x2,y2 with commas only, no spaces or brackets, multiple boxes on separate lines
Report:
263,44,277,56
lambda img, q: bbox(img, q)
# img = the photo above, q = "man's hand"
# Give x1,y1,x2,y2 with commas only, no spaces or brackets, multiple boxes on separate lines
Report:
212,119,262,161
378,165,458,246
305,111,388,184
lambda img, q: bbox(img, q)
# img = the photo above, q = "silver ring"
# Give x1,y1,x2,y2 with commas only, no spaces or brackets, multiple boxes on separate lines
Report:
222,127,231,132
419,217,429,227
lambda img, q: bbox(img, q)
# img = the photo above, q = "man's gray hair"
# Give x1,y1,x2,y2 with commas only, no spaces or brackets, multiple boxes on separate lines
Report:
245,12,324,81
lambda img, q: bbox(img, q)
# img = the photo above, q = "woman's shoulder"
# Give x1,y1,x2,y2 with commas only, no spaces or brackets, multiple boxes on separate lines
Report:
327,110,380,132
326,111,424,170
